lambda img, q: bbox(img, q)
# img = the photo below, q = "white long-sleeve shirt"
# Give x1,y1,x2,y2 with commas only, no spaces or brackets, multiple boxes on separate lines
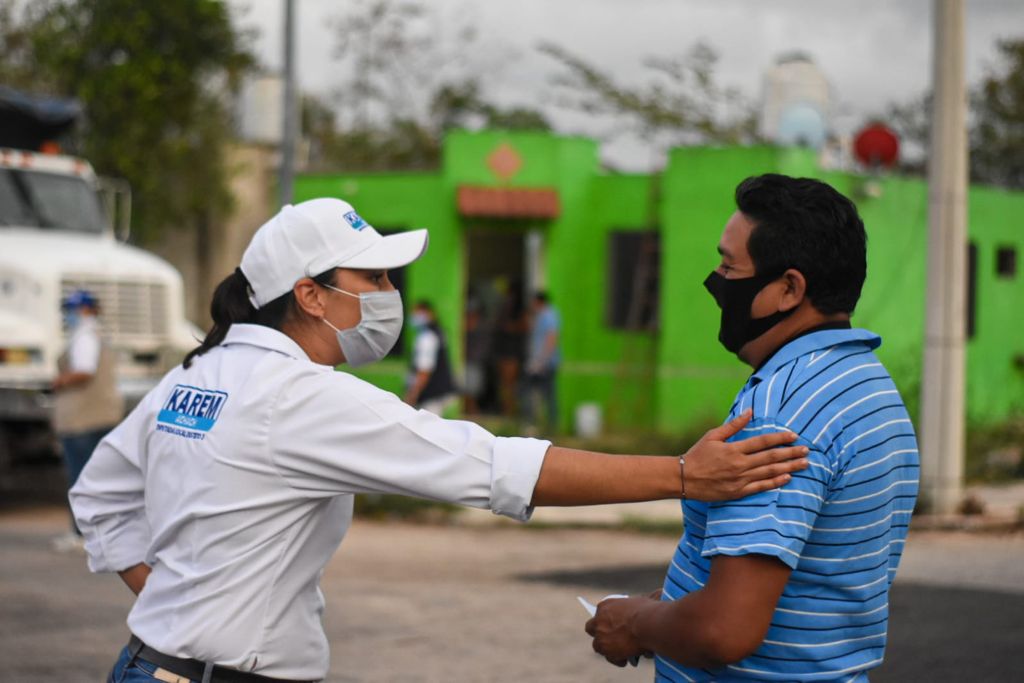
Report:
70,324,550,680
66,315,101,373
411,326,440,372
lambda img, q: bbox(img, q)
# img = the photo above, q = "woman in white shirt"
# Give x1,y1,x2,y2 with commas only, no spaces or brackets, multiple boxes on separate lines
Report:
71,198,808,683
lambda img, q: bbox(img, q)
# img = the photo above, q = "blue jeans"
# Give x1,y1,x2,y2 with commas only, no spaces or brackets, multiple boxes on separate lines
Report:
521,369,557,431
108,644,199,683
60,426,111,533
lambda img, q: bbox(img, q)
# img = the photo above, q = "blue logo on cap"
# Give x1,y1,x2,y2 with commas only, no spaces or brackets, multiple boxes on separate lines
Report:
343,211,367,231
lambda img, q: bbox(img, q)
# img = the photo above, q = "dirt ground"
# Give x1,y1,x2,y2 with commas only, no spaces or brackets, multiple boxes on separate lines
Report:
1,504,1023,682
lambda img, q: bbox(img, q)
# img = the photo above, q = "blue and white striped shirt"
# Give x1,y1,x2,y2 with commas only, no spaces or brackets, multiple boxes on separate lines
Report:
657,328,919,683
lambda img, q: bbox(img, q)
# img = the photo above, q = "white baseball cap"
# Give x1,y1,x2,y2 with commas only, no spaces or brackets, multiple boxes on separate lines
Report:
240,197,428,308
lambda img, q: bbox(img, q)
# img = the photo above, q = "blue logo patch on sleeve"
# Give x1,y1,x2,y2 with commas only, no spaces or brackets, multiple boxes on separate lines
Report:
343,210,367,231
156,384,229,439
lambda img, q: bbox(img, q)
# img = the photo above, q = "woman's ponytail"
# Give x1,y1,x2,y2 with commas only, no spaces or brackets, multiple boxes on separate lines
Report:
183,268,256,368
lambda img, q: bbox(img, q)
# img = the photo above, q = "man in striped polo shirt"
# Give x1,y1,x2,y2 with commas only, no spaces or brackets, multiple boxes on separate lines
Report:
586,174,919,682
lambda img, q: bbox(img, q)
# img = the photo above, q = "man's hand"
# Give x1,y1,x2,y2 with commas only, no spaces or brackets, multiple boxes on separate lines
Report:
585,596,656,667
587,556,792,669
683,410,808,502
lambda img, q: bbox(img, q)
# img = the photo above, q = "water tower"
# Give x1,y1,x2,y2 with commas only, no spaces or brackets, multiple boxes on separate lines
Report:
760,52,831,148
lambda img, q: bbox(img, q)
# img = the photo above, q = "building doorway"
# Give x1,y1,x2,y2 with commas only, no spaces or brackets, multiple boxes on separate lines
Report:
464,227,543,416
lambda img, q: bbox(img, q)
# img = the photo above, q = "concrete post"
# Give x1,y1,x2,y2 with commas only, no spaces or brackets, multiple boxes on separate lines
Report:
920,0,968,514
279,0,296,207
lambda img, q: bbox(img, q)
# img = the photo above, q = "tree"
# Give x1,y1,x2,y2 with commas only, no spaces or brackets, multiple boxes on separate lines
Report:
884,92,931,176
308,0,549,173
539,41,760,157
971,39,1024,189
0,0,252,243
884,38,1024,189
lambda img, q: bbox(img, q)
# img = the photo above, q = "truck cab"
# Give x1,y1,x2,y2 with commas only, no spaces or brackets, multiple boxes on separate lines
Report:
0,146,198,468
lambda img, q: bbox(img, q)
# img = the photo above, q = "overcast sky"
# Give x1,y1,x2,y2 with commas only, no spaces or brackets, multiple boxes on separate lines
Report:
228,0,1022,170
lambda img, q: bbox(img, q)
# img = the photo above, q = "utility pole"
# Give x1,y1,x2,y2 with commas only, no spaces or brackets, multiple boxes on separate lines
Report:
920,0,967,515
279,0,297,207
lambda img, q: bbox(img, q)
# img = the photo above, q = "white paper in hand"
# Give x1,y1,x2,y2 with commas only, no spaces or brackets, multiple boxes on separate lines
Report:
577,595,598,616
577,594,640,666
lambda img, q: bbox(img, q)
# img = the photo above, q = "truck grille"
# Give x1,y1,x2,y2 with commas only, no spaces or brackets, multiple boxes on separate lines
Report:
61,277,169,342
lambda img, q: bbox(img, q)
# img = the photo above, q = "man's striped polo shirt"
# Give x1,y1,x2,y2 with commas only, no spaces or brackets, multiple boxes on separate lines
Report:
657,327,920,682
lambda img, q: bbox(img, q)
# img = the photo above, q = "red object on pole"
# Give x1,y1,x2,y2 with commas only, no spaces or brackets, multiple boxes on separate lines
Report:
853,123,900,168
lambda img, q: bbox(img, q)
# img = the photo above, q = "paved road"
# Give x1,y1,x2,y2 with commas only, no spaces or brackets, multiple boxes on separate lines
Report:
1,503,1022,682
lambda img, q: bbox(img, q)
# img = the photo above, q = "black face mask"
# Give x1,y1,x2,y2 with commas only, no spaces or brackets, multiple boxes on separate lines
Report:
703,270,795,354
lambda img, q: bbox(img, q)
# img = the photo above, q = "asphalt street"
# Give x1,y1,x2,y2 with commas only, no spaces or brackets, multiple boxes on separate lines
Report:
1,499,1022,682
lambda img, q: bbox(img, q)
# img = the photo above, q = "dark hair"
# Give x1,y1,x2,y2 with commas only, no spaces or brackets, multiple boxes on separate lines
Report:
533,291,549,304
183,267,336,368
736,174,867,314
414,299,435,314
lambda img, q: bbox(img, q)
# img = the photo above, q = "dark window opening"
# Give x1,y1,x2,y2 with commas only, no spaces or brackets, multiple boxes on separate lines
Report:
996,246,1017,279
607,230,660,331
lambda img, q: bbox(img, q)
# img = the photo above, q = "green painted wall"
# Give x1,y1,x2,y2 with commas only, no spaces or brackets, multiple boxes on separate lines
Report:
559,173,659,431
814,173,929,420
439,130,661,431
295,132,1024,434
656,146,786,433
964,186,1024,420
654,150,936,430
655,145,1024,430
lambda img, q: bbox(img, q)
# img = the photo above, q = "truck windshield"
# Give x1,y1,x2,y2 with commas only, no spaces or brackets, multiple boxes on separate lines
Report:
0,168,107,234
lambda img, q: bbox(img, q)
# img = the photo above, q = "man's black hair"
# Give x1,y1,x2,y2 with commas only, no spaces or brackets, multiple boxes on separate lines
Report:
736,174,867,315
533,291,549,304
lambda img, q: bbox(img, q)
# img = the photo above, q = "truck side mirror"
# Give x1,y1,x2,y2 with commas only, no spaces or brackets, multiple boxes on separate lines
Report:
97,176,133,242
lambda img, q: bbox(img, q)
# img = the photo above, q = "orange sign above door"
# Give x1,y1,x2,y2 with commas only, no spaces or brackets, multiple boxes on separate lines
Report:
457,185,561,219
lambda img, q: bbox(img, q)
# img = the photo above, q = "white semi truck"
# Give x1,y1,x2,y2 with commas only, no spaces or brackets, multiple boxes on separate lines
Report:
0,145,198,470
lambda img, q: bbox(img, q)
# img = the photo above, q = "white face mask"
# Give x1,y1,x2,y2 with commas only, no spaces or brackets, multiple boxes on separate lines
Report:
320,283,404,367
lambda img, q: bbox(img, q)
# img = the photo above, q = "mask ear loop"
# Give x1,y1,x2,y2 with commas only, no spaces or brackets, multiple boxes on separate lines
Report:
322,316,342,334
322,282,361,299
318,282,358,333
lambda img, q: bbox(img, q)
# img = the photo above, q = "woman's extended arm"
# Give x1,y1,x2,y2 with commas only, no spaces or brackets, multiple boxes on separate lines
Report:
118,562,152,595
531,410,808,506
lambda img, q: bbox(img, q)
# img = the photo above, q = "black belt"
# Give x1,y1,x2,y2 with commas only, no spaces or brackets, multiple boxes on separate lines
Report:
127,635,316,683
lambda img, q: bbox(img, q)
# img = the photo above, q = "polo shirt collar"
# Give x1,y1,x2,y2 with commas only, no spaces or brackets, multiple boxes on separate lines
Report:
221,323,312,362
750,327,881,385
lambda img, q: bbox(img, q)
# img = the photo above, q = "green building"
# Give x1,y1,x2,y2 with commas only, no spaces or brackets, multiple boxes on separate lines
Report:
294,130,1024,434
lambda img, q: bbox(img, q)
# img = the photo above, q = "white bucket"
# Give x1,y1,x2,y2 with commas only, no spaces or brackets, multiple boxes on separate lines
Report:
574,402,603,438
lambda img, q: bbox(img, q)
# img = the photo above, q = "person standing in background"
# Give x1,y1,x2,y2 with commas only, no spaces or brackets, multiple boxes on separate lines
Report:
493,281,528,417
52,289,124,551
462,298,490,415
404,300,457,415
522,291,560,434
